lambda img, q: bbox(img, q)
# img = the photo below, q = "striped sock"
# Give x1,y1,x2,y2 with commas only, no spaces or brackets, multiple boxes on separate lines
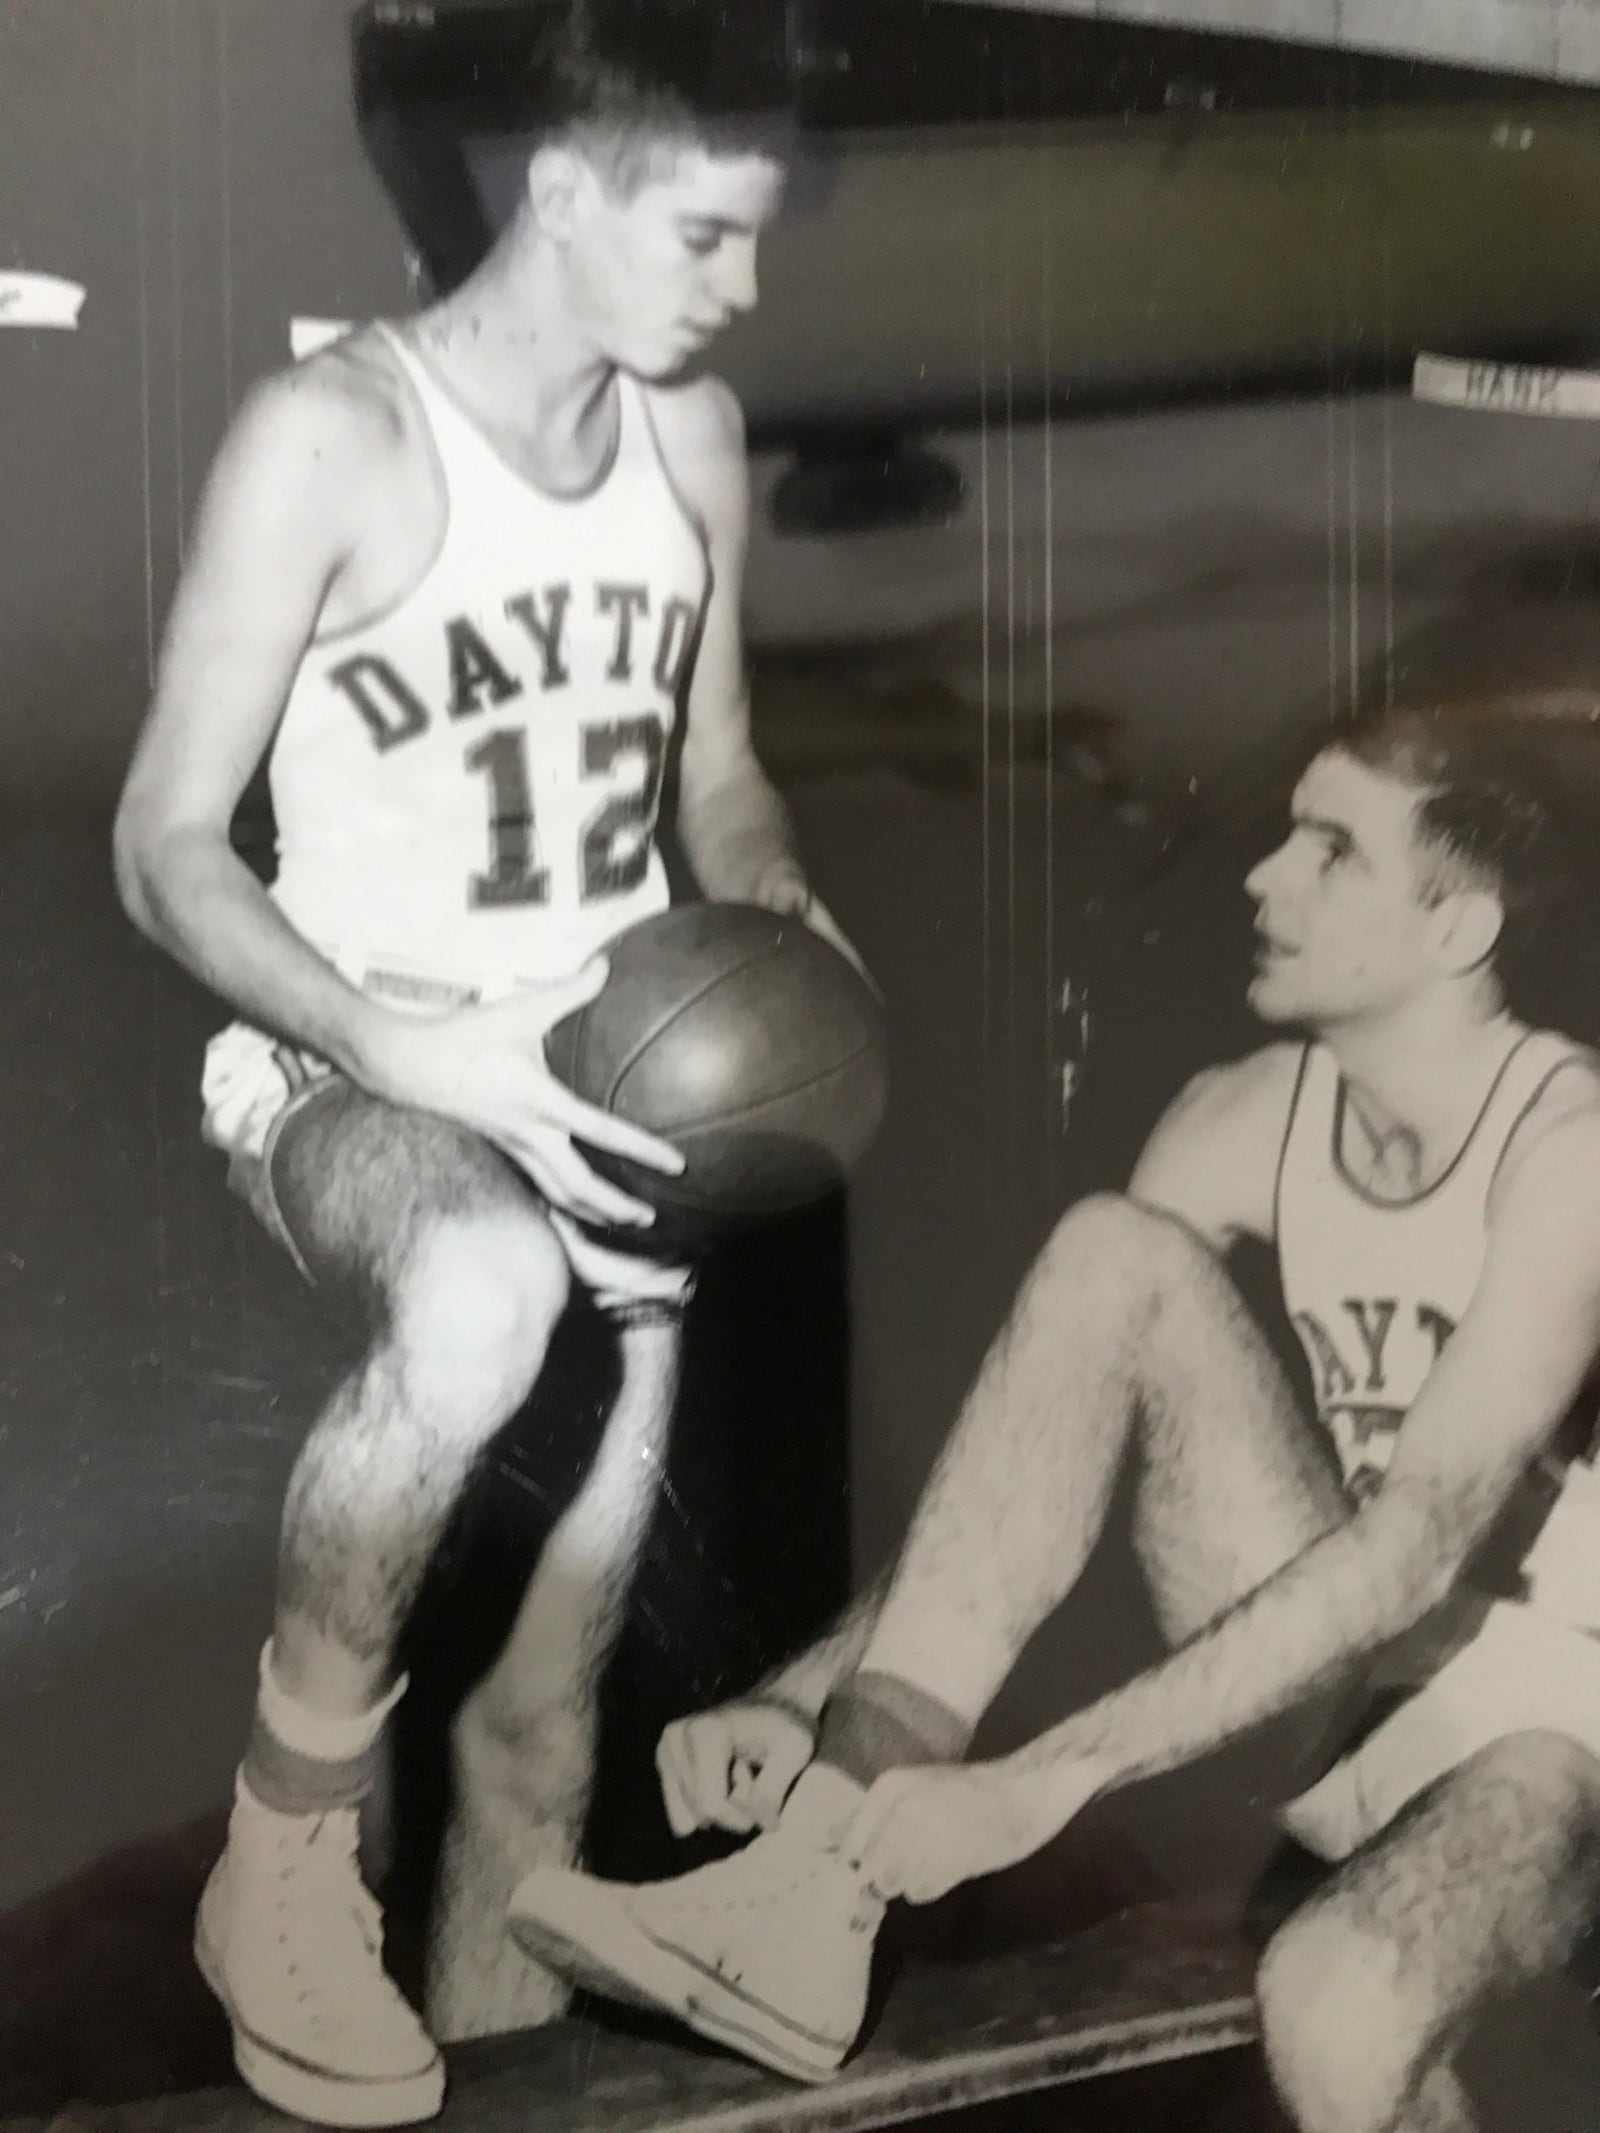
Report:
239,1642,406,1816
813,1669,974,1788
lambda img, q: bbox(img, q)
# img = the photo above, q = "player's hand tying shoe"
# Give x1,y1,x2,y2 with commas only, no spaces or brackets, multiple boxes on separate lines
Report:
843,1754,1110,1906
656,1697,817,1836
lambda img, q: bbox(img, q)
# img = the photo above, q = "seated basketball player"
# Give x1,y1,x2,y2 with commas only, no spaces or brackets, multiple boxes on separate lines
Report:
513,701,1600,2131
110,4,861,2123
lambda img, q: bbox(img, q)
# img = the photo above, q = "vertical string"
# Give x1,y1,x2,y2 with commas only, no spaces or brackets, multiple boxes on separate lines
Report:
167,0,186,564
1041,133,1058,1204
1344,98,1361,727
135,4,156,690
136,1,170,1408
1379,99,1397,711
217,0,235,418
979,136,995,1229
1003,146,1019,1188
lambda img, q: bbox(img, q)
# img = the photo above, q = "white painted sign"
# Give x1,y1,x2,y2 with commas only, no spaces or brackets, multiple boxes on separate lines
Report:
1413,351,1600,421
290,316,353,360
0,273,86,330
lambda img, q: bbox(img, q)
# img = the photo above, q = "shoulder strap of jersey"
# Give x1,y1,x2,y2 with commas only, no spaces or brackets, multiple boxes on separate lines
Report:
370,322,510,501
1477,1029,1593,1198
1274,1041,1331,1240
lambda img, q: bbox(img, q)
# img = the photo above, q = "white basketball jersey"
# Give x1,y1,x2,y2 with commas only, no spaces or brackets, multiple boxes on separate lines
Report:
267,326,710,995
1276,1030,1583,1501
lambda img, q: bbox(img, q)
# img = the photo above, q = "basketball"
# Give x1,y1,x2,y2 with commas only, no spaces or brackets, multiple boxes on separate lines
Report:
545,903,889,1237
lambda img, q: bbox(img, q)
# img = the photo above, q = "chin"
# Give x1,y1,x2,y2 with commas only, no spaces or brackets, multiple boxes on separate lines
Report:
1247,970,1299,1025
629,334,700,383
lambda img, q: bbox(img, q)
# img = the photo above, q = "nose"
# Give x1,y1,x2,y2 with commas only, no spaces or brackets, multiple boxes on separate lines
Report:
1245,836,1289,910
716,237,759,318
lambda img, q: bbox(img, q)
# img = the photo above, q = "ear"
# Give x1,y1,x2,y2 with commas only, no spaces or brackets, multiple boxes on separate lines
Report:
1432,886,1504,976
524,144,589,243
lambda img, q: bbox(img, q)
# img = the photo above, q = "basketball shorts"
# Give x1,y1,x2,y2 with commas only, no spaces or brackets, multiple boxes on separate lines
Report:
200,976,695,1313
1281,1590,1600,1861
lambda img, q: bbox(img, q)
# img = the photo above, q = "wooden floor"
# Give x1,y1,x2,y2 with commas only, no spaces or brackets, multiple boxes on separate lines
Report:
1,1906,1257,2133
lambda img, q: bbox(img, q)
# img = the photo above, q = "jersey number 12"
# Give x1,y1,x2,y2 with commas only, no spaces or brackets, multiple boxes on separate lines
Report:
465,716,666,910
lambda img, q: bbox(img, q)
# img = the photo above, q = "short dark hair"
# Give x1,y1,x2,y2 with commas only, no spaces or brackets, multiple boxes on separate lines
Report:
527,0,796,184
1335,696,1600,986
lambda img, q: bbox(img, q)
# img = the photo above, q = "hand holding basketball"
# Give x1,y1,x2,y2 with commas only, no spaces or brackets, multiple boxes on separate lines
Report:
356,964,686,1230
751,859,877,994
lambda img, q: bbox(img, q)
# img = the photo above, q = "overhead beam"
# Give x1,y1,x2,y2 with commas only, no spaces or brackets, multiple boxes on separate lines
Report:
954,1,1600,86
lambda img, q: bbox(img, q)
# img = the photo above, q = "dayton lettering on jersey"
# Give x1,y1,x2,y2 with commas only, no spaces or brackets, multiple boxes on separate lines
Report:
1293,1297,1457,1499
323,581,701,752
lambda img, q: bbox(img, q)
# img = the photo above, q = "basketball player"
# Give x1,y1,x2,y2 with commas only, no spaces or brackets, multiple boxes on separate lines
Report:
110,6,857,2124
512,702,1600,2131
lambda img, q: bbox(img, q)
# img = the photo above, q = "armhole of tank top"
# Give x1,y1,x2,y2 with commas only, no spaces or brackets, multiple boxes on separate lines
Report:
1271,1042,1315,1247
306,323,453,650
1484,1041,1592,1205
631,379,714,574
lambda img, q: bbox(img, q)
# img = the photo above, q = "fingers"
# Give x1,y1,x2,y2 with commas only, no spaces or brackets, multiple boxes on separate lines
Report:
804,898,881,1000
539,953,611,1020
842,1770,905,1890
743,1743,805,1829
842,1772,954,1906
656,1719,753,1837
656,1725,703,1839
654,1709,815,1840
545,1084,685,1177
504,1130,660,1231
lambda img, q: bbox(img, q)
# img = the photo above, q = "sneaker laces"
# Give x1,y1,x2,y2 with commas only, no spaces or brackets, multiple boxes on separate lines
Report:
268,1812,412,2028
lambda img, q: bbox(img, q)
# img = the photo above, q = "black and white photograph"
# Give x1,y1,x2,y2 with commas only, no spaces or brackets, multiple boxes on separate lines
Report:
7,3,1600,2129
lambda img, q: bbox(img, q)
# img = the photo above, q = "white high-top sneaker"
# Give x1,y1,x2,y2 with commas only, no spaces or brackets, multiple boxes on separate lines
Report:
195,1778,444,2127
507,1771,884,2083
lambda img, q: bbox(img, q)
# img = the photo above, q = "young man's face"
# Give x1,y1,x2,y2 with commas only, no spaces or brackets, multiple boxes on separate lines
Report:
564,143,785,379
1244,748,1486,1031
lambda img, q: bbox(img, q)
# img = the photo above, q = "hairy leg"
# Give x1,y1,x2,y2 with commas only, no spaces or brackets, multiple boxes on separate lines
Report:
427,1313,685,2040
265,1083,570,1721
858,1195,1346,1724
1259,1730,1600,2133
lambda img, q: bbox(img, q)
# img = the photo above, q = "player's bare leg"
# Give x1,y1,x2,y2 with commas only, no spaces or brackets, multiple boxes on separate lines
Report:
1258,1729,1600,2133
852,1192,1348,1735
427,1307,684,2041
509,1193,1351,2079
199,1083,574,2126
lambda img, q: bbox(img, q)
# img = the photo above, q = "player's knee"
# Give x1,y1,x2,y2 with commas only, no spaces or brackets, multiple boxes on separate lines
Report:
394,1210,569,1419
1036,1191,1194,1300
1465,1728,1600,1819
454,1687,594,1826
1257,1907,1423,2131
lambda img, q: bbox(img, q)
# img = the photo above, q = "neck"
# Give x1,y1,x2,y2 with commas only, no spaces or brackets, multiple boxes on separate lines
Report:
1319,983,1522,1180
414,232,617,456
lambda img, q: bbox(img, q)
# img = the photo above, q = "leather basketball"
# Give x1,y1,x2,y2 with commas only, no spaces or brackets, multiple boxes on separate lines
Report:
545,903,888,1236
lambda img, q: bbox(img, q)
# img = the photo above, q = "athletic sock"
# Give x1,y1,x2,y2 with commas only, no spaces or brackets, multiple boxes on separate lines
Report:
812,1668,974,1789
240,1642,406,1816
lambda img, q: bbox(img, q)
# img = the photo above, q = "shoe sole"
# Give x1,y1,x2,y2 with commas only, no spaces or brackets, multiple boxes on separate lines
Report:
195,1924,445,2128
507,1872,849,2086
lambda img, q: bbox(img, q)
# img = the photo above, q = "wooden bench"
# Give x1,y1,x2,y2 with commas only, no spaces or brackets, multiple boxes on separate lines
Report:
3,1906,1258,2133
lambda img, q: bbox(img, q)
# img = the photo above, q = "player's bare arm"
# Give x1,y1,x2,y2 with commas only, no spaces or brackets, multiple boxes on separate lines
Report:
851,1077,1600,1903
114,350,680,1226
1129,1040,1306,1251
654,375,865,972
655,377,800,900
114,355,400,1067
